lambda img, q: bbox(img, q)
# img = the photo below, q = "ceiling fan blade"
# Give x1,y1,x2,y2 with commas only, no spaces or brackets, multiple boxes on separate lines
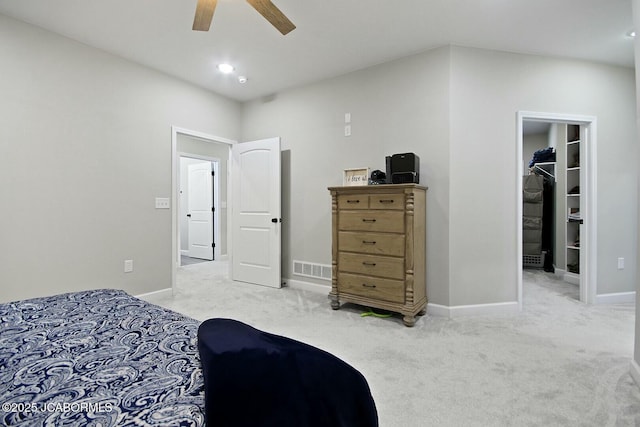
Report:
193,0,217,31
246,0,296,35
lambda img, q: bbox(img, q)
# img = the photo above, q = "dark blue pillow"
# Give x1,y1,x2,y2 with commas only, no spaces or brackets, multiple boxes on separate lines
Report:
198,318,379,427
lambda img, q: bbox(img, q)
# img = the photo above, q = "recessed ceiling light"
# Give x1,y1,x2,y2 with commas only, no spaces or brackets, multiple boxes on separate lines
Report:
627,30,637,38
217,63,235,74
238,76,248,84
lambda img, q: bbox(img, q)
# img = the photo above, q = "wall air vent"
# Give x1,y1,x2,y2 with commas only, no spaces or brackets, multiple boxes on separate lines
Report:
293,260,332,281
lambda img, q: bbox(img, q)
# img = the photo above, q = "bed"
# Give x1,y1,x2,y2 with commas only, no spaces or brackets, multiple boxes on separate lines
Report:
0,289,204,426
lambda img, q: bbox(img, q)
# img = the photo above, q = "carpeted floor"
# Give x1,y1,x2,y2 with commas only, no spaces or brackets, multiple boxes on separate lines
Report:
180,255,211,266
142,262,640,426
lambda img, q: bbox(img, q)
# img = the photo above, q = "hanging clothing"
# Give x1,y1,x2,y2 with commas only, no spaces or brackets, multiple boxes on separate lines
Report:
523,174,544,256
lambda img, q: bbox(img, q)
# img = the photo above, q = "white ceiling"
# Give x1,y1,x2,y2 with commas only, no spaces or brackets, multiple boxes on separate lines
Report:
0,0,634,102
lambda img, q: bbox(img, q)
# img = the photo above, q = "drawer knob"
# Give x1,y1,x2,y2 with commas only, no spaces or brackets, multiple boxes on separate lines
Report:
379,199,394,204
362,284,377,288
362,218,377,223
347,199,360,204
362,240,376,245
362,262,377,266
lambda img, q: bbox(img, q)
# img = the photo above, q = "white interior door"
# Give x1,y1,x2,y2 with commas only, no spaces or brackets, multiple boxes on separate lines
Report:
231,137,281,288
188,161,214,260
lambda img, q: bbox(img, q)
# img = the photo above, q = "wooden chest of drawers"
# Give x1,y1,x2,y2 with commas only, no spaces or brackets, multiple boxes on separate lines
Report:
328,184,427,326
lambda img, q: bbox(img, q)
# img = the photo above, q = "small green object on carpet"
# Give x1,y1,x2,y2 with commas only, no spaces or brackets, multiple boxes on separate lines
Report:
361,308,392,318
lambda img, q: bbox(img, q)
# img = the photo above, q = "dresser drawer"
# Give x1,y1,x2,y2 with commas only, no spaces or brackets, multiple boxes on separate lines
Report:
338,210,404,233
368,193,404,210
338,231,405,256
337,194,368,210
338,252,405,280
339,273,404,303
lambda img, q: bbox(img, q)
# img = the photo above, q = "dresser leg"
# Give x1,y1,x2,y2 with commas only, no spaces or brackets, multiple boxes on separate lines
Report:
329,295,340,310
402,315,416,327
418,308,427,316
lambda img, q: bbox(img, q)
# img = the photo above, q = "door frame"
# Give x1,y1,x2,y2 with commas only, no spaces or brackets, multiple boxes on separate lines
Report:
516,111,598,308
171,126,235,294
179,154,220,261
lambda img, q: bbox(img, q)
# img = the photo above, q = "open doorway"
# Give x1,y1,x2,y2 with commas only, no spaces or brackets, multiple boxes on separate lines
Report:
171,127,235,293
516,112,598,308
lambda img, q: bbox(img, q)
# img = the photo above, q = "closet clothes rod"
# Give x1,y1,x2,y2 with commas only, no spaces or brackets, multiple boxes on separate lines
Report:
530,163,555,182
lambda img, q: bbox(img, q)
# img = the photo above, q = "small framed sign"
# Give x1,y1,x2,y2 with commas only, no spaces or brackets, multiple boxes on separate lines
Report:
343,168,369,186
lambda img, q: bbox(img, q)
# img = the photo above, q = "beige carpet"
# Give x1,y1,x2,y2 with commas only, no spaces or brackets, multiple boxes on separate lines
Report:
142,262,640,426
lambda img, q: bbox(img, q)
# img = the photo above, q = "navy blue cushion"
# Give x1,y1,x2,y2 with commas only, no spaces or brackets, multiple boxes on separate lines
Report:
197,318,378,427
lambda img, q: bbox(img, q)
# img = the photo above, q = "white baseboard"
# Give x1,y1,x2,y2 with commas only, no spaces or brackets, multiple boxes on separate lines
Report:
426,303,451,317
428,301,519,318
595,291,636,304
630,360,640,388
285,278,330,294
135,288,173,300
563,272,580,285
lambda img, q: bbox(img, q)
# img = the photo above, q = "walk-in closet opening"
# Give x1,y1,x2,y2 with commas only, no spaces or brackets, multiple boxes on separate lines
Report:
517,112,597,307
522,121,578,301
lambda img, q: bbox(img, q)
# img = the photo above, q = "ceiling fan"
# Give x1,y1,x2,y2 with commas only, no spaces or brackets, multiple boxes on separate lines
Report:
192,0,296,35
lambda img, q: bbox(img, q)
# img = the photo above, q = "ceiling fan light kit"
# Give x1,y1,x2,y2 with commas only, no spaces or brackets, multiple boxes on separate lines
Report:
193,0,295,35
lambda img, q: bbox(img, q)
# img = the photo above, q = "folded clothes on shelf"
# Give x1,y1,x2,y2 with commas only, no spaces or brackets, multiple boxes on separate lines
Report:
568,208,581,221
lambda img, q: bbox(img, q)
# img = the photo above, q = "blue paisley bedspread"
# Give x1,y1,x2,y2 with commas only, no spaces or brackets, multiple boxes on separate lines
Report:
0,289,204,426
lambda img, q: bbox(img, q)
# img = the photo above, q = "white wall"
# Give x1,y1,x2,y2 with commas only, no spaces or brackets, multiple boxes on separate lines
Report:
0,15,240,302
449,46,637,306
241,47,452,304
523,132,550,172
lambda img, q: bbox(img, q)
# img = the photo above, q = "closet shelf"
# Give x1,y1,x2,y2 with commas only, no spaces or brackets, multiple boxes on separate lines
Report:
564,125,582,284
530,162,556,181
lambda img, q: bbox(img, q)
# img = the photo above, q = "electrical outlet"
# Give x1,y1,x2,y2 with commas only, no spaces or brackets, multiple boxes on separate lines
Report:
617,257,624,270
155,198,170,209
124,260,133,273
344,125,351,137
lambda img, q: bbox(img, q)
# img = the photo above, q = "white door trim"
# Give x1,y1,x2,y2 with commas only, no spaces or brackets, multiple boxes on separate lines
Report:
516,111,598,308
171,126,235,294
